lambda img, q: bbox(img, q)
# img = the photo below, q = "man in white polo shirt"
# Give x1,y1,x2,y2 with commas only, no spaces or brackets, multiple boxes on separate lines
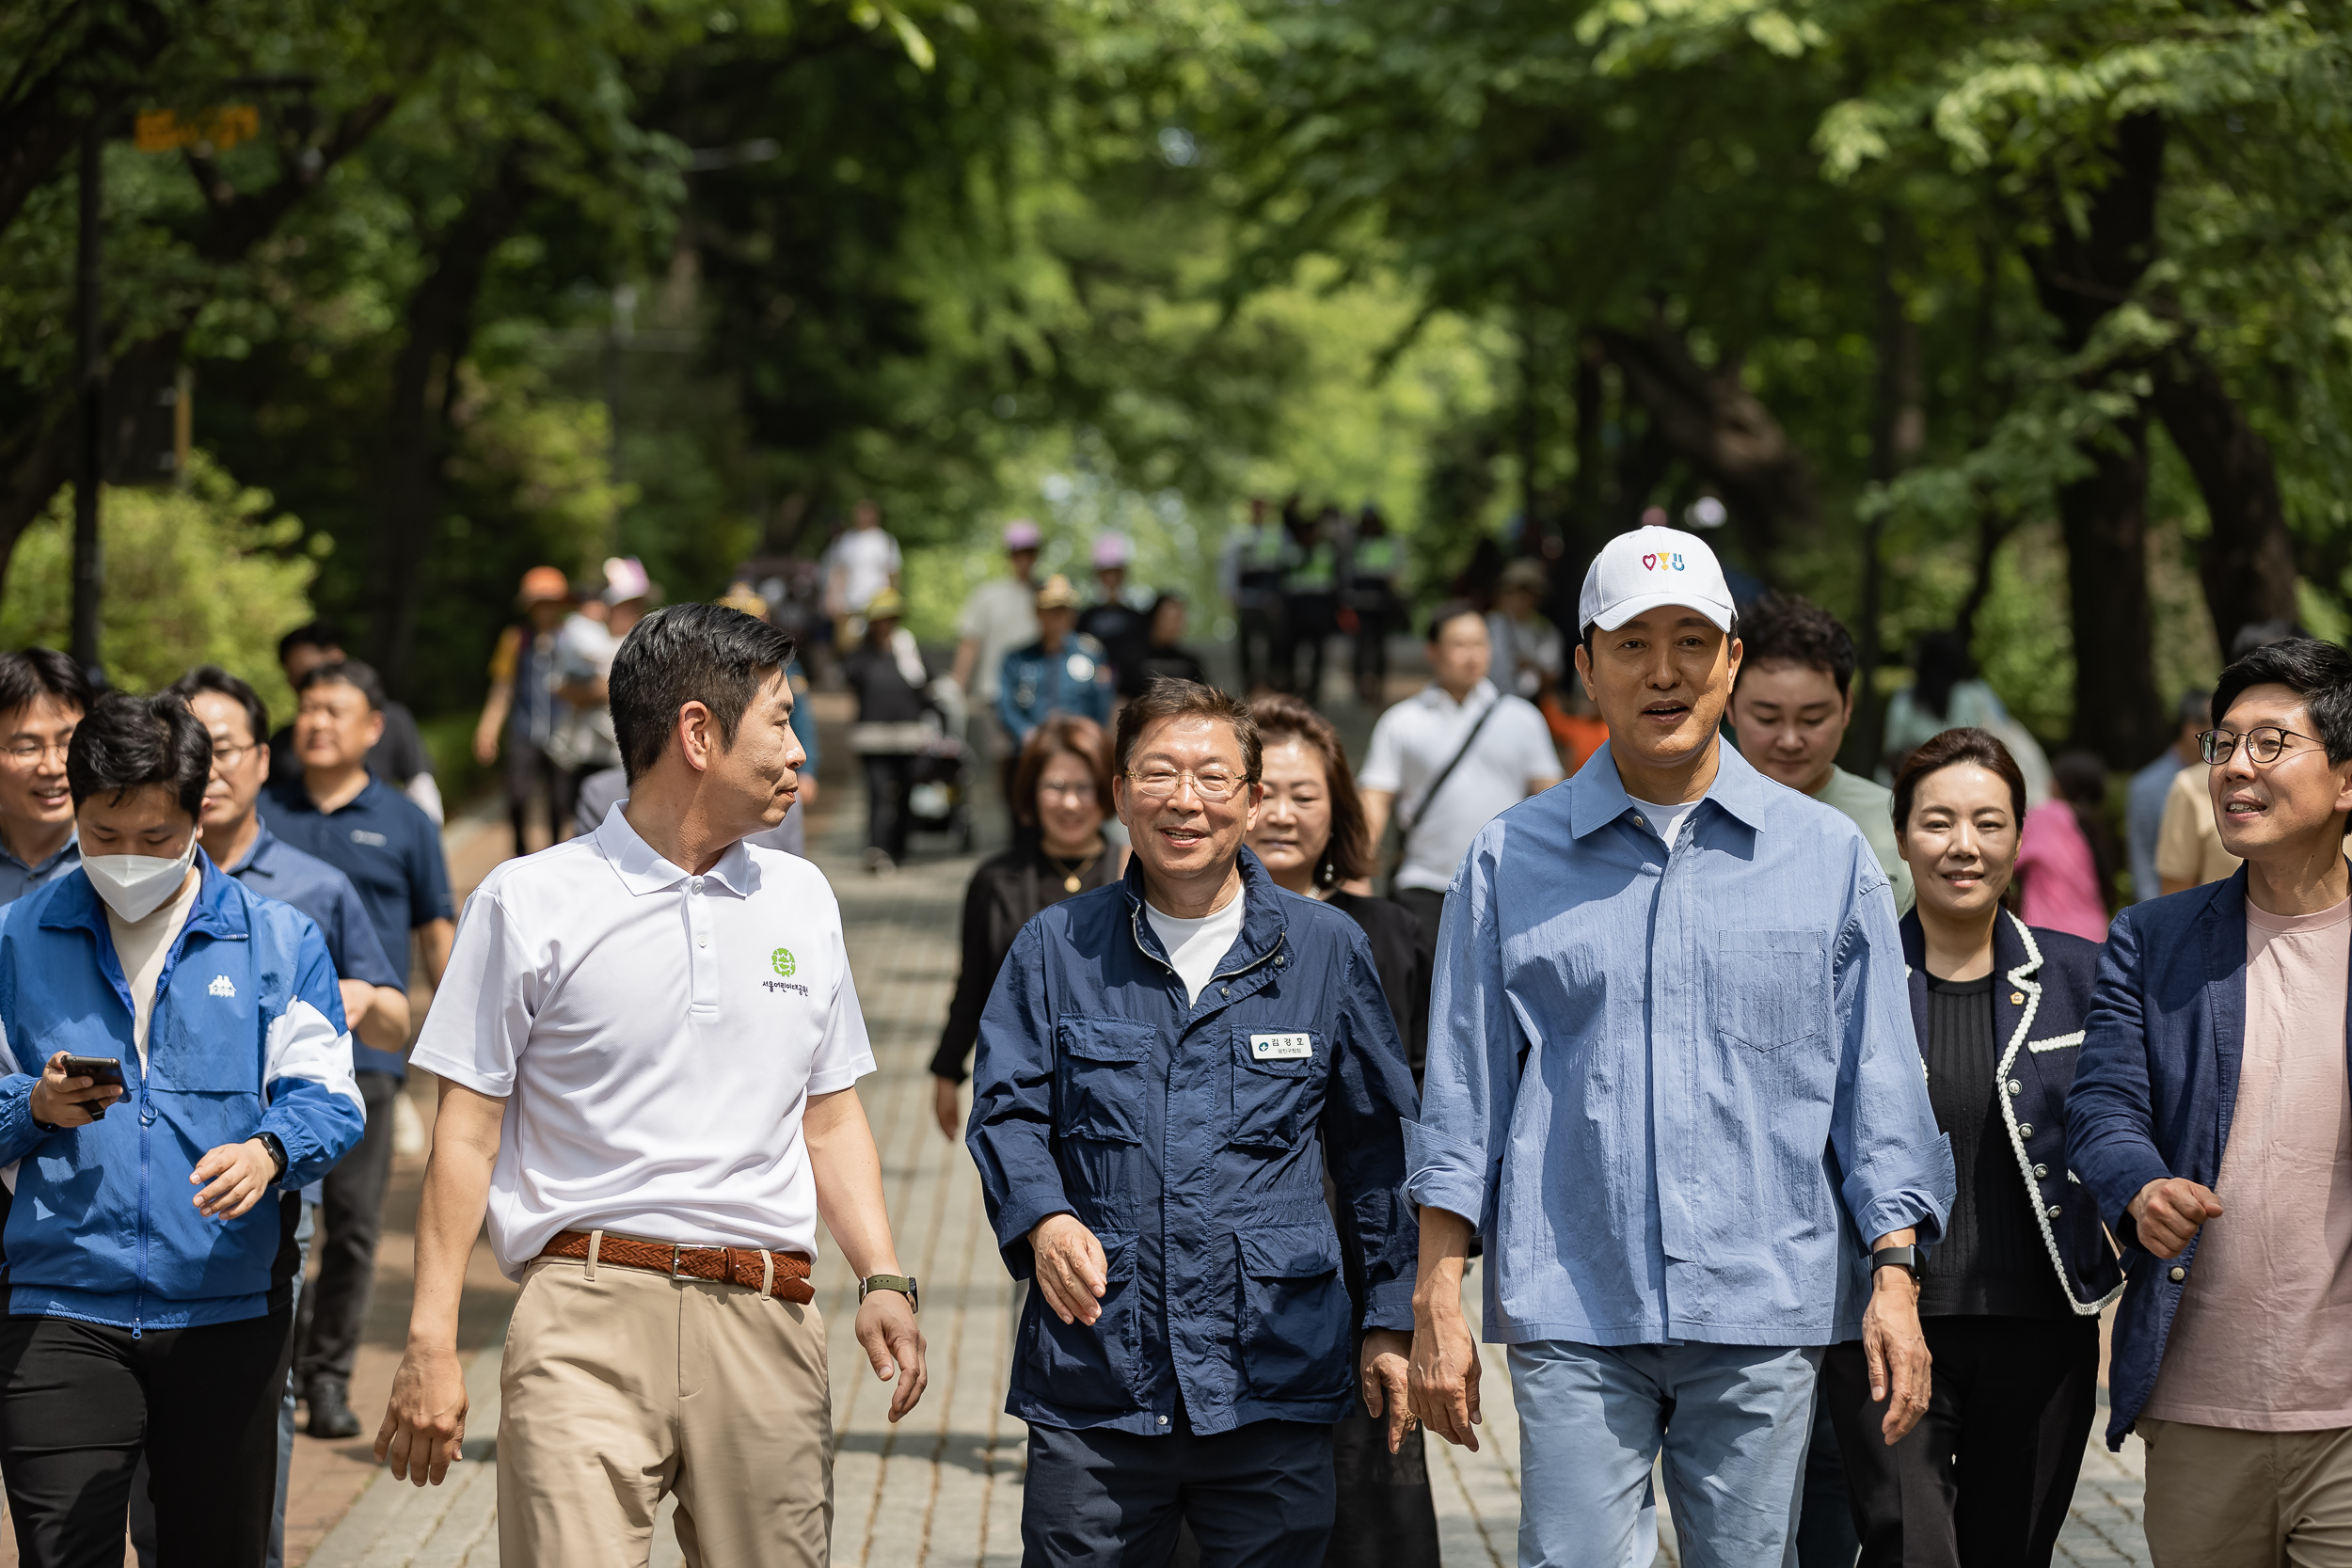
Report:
377,603,927,1568
1359,600,1562,935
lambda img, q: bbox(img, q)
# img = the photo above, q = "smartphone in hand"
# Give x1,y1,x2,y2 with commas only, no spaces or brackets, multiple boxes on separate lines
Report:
57,1055,125,1118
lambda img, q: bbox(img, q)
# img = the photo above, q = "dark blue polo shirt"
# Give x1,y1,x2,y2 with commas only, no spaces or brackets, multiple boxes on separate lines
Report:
225,824,407,1079
262,774,453,1080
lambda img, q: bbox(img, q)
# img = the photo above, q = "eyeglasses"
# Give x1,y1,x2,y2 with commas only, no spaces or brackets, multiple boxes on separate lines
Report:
1037,782,1099,801
208,740,262,770
2199,725,2318,766
0,739,69,764
1126,767,1246,802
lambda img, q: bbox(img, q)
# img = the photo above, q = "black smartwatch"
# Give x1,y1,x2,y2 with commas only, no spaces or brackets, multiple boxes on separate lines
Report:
254,1132,290,1181
1870,1244,1922,1285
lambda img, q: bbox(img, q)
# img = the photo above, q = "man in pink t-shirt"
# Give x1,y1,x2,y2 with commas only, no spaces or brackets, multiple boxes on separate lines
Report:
2067,637,2352,1566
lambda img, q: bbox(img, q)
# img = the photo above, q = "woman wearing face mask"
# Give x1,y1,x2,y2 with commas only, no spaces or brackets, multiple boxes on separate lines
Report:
1244,692,1438,1567
930,715,1126,1136
0,692,364,1567
1819,727,2122,1567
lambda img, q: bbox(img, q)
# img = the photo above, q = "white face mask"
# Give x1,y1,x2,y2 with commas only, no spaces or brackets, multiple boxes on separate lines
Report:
84,832,199,923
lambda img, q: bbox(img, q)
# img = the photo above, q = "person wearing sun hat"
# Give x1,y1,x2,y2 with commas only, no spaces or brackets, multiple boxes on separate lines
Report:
1404,523,1953,1566
473,565,580,858
998,574,1115,754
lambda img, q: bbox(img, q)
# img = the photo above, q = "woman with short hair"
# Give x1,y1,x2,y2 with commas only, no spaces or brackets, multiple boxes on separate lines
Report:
930,714,1124,1136
1246,692,1438,1568
1820,726,2121,1567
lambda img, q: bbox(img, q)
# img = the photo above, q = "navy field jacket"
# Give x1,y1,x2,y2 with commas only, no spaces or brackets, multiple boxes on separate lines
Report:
1900,909,2122,1315
968,848,1420,1436
2066,867,2312,1449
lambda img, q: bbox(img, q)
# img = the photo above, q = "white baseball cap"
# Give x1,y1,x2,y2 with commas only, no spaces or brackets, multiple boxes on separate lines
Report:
1578,526,1737,634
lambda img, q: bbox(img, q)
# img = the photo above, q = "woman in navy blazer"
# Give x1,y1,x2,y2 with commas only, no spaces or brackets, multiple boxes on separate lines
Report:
1820,727,2123,1567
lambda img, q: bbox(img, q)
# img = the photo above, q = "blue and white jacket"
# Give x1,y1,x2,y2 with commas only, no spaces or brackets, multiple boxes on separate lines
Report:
0,857,365,1332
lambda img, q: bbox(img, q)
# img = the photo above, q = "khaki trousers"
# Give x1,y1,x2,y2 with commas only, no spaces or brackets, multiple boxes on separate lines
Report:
2142,1417,2352,1567
497,1256,832,1568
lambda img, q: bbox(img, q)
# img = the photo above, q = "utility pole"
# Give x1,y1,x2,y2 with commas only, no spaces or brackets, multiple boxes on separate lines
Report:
72,128,104,682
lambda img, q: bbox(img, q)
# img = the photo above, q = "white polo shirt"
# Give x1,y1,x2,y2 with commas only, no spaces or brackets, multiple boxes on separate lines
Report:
1359,678,1561,894
410,806,874,1279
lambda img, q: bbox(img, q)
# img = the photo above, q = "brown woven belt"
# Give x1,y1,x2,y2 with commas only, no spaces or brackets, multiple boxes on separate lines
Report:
538,1229,815,1305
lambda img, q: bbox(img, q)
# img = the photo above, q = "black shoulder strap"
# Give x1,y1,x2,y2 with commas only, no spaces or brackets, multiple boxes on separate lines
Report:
1397,694,1505,848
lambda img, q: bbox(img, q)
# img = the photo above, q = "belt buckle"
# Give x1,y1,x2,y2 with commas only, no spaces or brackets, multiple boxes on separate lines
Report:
670,1243,723,1280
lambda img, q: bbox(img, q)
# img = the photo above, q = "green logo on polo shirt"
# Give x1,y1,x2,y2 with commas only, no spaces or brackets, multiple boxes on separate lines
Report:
771,947,796,978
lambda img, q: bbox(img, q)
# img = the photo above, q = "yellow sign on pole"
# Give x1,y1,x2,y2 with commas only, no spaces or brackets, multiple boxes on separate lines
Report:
133,104,259,154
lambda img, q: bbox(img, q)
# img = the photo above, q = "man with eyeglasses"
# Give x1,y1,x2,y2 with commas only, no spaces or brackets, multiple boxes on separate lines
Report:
2071,636,2352,1564
967,675,1420,1566
0,649,92,906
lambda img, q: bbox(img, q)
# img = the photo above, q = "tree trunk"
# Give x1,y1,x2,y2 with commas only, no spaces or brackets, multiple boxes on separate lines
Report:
1592,321,1815,556
1851,215,1924,769
373,156,532,696
1568,335,1606,563
2147,349,2299,650
2059,416,2169,764
2024,111,2169,764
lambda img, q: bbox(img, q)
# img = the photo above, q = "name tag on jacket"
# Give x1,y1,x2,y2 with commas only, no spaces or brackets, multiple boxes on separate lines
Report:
1250,1033,1312,1062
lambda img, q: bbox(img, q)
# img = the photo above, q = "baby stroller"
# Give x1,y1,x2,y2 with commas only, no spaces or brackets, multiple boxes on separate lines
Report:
903,736,974,852
904,675,974,852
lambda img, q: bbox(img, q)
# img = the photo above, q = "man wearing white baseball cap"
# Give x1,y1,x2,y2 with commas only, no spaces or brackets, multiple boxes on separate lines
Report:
1405,524,1954,1566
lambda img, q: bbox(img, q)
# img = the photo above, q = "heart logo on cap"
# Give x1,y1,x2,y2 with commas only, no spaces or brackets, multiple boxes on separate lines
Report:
1642,553,1659,571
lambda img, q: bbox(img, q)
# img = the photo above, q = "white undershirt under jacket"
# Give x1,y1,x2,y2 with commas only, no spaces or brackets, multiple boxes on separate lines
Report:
1630,795,1702,851
104,872,202,1073
1145,886,1248,1006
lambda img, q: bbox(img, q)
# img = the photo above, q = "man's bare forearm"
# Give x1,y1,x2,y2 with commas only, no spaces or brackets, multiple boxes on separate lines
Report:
1411,1206,1473,1316
355,984,412,1052
407,1082,504,1354
1362,789,1395,852
806,1087,904,1277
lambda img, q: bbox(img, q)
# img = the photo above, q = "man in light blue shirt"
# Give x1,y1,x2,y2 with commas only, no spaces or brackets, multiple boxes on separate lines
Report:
1404,526,1955,1567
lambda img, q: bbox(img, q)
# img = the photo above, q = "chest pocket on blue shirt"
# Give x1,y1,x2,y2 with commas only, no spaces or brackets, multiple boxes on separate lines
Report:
1709,930,1827,1053
1231,1027,1322,1151
1056,1019,1154,1145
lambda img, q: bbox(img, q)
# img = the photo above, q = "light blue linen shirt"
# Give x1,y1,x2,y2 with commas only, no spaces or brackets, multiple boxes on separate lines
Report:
1405,741,1953,1348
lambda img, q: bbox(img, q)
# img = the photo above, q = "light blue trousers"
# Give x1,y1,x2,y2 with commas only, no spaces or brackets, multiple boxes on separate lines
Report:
1510,1339,1820,1568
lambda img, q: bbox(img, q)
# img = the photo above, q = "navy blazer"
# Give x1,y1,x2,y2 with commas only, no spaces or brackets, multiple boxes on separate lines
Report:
1903,909,2122,1323
2066,867,2344,1449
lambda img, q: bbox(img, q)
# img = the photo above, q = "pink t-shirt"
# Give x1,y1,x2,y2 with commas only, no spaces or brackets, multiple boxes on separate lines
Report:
2015,800,2109,943
2142,895,2352,1430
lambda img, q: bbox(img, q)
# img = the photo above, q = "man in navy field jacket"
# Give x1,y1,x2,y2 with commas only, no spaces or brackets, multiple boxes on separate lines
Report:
969,676,1420,1567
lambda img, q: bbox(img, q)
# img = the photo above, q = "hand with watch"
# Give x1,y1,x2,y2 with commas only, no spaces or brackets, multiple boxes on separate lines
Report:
852,1270,927,1424
1859,1230,1931,1447
190,1131,290,1221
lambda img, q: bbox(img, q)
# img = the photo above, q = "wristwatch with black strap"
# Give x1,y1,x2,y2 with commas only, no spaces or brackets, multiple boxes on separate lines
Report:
859,1274,919,1312
254,1132,290,1181
1870,1243,1922,1286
